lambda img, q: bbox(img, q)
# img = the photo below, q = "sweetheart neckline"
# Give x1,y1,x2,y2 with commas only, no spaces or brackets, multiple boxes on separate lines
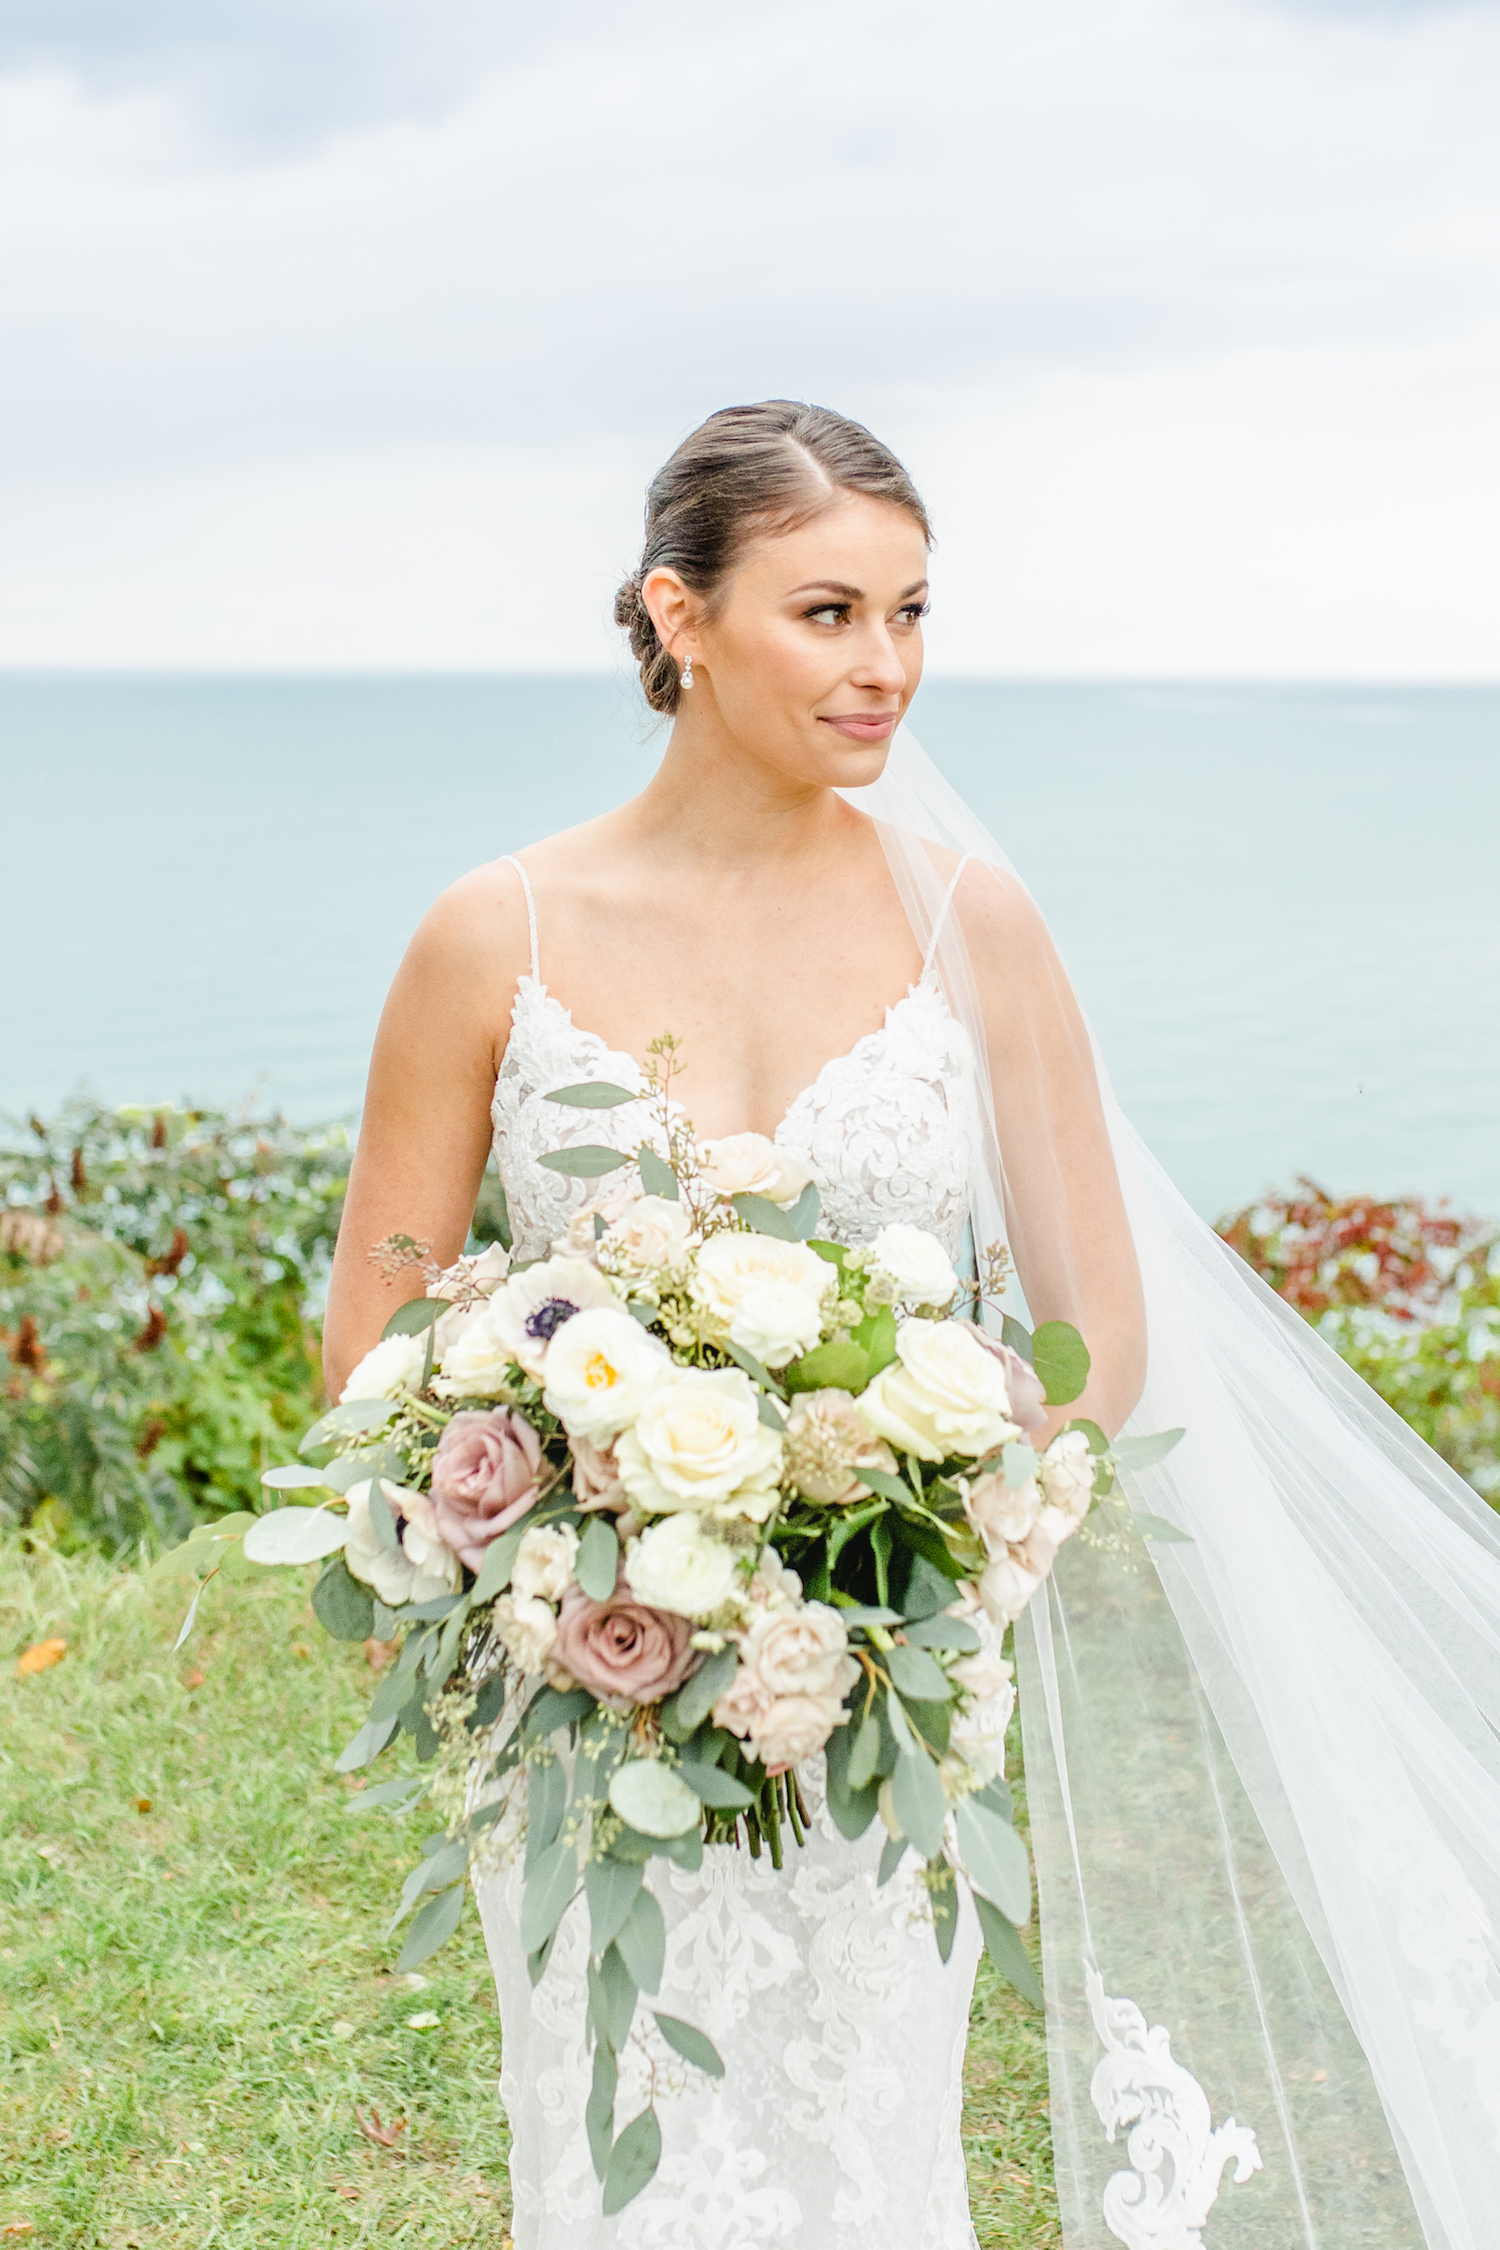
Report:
504,970,951,1144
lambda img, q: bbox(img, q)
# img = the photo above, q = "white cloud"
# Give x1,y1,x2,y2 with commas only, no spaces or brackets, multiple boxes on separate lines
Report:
1,0,1496,673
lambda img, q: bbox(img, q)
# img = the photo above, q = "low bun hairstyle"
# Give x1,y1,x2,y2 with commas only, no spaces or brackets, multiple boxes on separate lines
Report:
615,401,931,716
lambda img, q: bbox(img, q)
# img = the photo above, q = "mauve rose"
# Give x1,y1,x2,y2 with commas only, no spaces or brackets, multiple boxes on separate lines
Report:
550,1571,698,1707
971,1329,1050,1432
428,1408,543,1570
570,1433,627,1513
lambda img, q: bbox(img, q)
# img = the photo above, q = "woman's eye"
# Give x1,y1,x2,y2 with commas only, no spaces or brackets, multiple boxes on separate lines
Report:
897,601,930,627
805,604,849,626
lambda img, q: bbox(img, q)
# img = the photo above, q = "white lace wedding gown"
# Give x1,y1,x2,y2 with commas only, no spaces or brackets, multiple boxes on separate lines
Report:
476,859,991,2250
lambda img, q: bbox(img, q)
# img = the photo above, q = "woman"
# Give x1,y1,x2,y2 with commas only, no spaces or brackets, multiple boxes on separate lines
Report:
325,404,1500,2249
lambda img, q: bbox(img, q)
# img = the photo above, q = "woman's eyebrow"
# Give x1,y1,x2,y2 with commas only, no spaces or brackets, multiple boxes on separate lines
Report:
786,578,930,600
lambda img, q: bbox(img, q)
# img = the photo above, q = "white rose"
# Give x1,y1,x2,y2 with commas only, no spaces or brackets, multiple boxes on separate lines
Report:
624,1514,740,1619
434,1301,515,1395
1039,1429,1097,1523
343,1479,463,1607
493,1590,559,1674
340,1332,426,1405
616,1366,784,1520
868,1222,960,1308
976,1549,1044,1629
600,1195,693,1278
541,1307,671,1443
743,1600,858,1699
691,1233,832,1328
482,1255,620,1380
511,1522,580,1603
859,1320,1020,1461
751,1688,847,1773
729,1279,826,1370
697,1132,815,1209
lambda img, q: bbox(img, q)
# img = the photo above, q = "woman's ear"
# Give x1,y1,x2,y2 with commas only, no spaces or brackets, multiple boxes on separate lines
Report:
641,566,701,668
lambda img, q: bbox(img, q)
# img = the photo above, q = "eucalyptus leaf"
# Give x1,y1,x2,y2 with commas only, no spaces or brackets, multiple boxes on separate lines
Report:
1001,1441,1038,1490
607,1760,701,1839
887,1644,952,1702
1000,1314,1034,1363
783,1180,822,1239
973,1893,1044,2007
151,1539,221,1581
931,1863,959,1964
676,1760,753,1811
522,1683,596,1742
903,1614,981,1653
1114,1428,1187,1471
636,1144,679,1199
394,1881,465,1972
851,1464,908,1504
834,1602,903,1628
585,1855,645,1955
537,1144,629,1179
1132,1510,1195,1544
419,1838,468,1893
381,1295,443,1339
781,1336,870,1394
470,1510,537,1603
615,1885,666,1994
955,1796,1032,1924
891,1746,948,1858
575,1514,621,1602
518,1838,578,1954
729,1191,799,1241
346,1777,424,1816
171,1584,206,1650
586,2041,618,2181
312,1556,375,1642
848,1714,882,1792
720,1338,783,1395
652,2012,724,2078
241,1505,349,1566
1031,1320,1091,1406
367,1478,402,1557
590,1945,639,2051
321,1441,406,1495
335,1713,399,1773
601,2106,662,2216
667,1646,738,1735
545,1081,638,1109
300,1397,399,1454
850,1300,898,1375
259,1464,330,1492
876,1831,908,1886
524,1754,567,1867
885,1690,915,1756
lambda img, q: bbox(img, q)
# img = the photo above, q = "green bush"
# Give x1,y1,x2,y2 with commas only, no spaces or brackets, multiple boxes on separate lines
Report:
1,1100,350,1550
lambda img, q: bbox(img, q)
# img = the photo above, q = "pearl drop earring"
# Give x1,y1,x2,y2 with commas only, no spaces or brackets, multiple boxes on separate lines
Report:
680,654,694,690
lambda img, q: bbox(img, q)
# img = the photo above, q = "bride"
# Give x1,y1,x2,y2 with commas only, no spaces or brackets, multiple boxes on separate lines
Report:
324,403,1500,2249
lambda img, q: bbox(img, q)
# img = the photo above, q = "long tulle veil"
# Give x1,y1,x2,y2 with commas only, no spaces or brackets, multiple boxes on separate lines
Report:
848,728,1500,2249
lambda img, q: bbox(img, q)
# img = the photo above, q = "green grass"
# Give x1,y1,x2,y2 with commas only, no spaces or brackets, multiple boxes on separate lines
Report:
1,1540,1054,2247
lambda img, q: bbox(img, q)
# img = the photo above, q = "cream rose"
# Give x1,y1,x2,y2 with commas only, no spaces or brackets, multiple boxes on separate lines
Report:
951,1652,1016,1716
343,1479,463,1608
492,1590,559,1673
615,1365,784,1520
599,1195,693,1278
712,1659,775,1740
741,1546,803,1616
752,1689,848,1774
697,1133,815,1209
868,1222,961,1308
340,1333,427,1405
859,1319,1020,1461
541,1307,670,1443
728,1279,826,1370
961,1468,1041,1552
691,1233,832,1328
976,1549,1044,1629
743,1600,858,1700
1040,1429,1097,1522
510,1522,580,1604
624,1514,740,1619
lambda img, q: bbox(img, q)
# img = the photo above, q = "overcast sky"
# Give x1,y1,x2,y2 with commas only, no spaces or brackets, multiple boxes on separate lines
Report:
1,0,1496,675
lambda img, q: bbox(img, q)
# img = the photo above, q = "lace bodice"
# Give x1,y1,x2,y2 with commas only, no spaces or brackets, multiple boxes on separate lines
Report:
489,867,979,1265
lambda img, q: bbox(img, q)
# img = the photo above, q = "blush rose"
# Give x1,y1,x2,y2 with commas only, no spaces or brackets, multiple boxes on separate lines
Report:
549,1572,699,1707
428,1407,544,1570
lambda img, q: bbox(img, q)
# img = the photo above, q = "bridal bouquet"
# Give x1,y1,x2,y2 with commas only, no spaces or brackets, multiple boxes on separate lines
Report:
159,1060,1181,2213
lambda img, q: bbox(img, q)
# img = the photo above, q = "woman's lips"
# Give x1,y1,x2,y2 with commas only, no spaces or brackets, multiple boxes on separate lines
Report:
819,713,899,741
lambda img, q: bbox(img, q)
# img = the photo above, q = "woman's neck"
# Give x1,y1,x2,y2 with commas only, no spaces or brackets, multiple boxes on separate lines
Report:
616,708,856,880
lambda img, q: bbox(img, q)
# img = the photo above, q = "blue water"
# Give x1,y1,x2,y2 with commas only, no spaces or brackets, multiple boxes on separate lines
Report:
2,674,1496,1223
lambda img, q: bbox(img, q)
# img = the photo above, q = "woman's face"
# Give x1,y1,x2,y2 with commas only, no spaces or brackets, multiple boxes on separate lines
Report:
649,491,930,791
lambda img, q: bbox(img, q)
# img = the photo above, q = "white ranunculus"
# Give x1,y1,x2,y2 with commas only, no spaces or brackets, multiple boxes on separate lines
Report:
624,1514,740,1619
1039,1429,1097,1523
510,1522,580,1604
976,1549,1044,1629
743,1599,858,1699
600,1195,693,1278
697,1132,816,1209
868,1222,961,1308
859,1320,1020,1462
741,1546,803,1617
615,1365,784,1520
482,1255,620,1380
340,1332,427,1405
343,1479,463,1607
729,1279,826,1371
492,1590,559,1673
691,1233,832,1329
541,1307,671,1443
434,1302,517,1396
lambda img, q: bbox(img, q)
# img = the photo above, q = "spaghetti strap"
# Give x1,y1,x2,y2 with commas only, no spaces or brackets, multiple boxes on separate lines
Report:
502,855,540,981
921,854,971,974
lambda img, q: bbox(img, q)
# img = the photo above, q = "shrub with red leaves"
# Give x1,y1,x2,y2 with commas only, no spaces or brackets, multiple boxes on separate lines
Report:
1217,1177,1481,1326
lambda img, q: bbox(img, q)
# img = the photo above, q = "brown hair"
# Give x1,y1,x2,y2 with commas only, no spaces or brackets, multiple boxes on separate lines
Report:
614,400,931,715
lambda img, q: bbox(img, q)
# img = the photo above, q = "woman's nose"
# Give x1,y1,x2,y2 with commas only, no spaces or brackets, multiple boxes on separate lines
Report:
849,627,908,694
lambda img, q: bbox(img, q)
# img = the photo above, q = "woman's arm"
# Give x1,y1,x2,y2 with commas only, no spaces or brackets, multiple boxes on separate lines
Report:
321,865,530,1404
957,863,1147,1441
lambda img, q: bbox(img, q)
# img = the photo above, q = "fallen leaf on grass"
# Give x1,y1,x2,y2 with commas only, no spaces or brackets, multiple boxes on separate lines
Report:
16,1638,66,1676
354,2106,406,2149
135,1797,152,1814
335,2184,361,2203
181,1668,207,1690
290,1642,312,1659
364,1636,394,1672
3,2223,36,2237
